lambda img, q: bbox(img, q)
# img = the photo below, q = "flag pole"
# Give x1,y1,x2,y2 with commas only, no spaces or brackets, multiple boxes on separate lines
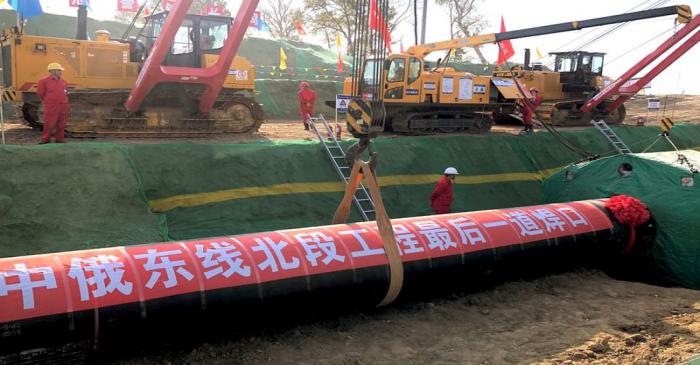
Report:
1,90,5,145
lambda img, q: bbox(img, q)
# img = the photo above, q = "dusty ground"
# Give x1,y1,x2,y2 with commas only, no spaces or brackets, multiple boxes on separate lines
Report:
625,94,700,125
106,270,700,365
0,118,524,145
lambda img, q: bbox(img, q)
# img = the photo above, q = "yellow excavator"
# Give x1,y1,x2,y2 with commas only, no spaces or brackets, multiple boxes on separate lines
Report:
1,8,263,136
343,5,691,138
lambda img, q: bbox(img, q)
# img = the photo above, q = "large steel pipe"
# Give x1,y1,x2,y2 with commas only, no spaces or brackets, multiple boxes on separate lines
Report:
0,198,651,362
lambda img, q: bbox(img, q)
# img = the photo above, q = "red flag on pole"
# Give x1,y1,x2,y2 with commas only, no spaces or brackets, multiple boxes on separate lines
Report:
204,4,224,15
117,0,139,12
496,16,515,65
369,0,392,52
295,19,306,35
338,52,344,73
69,0,79,7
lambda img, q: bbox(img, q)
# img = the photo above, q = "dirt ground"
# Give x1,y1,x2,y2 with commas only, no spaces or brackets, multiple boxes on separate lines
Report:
3,97,700,364
625,94,700,125
106,270,700,365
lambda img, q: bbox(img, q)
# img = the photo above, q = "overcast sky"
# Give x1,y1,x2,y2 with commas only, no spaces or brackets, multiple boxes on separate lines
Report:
4,0,699,94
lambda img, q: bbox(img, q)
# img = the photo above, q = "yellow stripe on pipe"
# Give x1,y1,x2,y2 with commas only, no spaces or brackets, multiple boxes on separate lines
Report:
148,167,564,213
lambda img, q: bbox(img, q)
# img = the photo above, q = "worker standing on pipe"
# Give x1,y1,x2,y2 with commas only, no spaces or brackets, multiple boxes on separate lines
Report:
430,167,459,214
298,81,317,130
520,87,542,134
36,63,69,144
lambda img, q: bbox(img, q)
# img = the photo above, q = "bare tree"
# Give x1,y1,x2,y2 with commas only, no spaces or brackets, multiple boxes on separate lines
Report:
304,0,411,54
435,0,488,63
261,0,304,39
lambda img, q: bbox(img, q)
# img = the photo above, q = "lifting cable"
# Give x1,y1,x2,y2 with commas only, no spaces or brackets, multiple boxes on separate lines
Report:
544,0,671,69
509,71,597,161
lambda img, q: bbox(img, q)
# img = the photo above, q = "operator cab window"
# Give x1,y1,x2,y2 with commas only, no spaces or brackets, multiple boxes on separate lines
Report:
172,19,195,54
200,19,228,50
591,55,604,74
581,54,592,72
387,58,406,82
363,59,381,86
555,55,578,73
408,57,421,84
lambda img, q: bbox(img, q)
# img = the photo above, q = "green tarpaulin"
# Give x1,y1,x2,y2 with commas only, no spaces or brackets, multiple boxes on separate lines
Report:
543,149,700,289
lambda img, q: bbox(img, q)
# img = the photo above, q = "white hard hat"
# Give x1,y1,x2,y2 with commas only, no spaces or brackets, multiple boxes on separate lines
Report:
444,167,459,175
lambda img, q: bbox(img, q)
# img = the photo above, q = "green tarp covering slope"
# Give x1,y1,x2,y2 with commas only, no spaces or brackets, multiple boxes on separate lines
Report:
1,125,699,262
543,149,700,289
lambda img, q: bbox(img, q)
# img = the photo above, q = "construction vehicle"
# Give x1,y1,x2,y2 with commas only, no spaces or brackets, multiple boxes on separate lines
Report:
493,50,624,126
1,2,263,136
343,5,691,138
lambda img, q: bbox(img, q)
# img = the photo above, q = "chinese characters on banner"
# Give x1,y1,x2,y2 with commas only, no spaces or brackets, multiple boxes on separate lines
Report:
0,201,611,324
204,4,224,15
116,0,139,12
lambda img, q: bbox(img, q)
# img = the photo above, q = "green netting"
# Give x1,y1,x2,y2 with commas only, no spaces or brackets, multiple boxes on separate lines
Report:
255,80,341,119
0,143,163,257
543,149,700,289
1,125,699,273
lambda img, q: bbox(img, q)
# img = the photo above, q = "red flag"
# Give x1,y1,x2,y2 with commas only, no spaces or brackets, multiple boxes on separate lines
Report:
204,4,224,15
69,0,79,7
369,0,392,52
162,0,176,11
496,16,515,65
338,52,344,73
295,19,306,35
143,6,151,15
117,0,139,12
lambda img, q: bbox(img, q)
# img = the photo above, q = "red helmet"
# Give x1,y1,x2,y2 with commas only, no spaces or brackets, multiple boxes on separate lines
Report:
299,81,310,89
529,87,539,93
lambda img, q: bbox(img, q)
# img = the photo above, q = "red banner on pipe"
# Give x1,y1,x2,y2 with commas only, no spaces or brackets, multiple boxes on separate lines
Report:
0,200,612,324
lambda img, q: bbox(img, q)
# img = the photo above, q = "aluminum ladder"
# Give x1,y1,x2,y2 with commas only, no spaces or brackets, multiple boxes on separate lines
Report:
591,119,632,154
308,115,376,221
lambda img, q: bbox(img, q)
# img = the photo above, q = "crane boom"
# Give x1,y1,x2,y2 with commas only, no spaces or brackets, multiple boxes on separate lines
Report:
405,5,692,58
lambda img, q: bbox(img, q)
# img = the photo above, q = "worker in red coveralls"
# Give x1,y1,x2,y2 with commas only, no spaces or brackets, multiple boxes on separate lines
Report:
430,167,459,214
298,81,317,130
37,63,70,144
520,87,542,134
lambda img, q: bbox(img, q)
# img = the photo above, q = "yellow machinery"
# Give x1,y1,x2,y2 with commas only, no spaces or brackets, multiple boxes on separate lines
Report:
343,5,691,137
493,51,625,126
1,11,263,136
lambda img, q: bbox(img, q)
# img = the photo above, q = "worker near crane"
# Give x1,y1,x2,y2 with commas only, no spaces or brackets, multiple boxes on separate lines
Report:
430,167,459,214
520,87,542,134
37,63,70,144
298,81,317,130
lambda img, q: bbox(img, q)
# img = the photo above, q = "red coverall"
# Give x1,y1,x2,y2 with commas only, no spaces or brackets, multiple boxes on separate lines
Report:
521,95,542,129
298,88,317,126
430,176,454,214
36,75,69,143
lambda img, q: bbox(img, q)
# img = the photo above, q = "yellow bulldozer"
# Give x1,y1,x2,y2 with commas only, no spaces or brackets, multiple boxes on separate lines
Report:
493,50,625,126
342,5,691,138
1,10,263,136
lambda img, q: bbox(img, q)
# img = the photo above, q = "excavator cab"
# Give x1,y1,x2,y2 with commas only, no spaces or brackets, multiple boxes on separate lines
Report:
551,51,605,92
141,12,233,68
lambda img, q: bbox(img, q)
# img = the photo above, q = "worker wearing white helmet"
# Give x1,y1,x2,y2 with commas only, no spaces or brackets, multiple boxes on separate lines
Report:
430,167,459,214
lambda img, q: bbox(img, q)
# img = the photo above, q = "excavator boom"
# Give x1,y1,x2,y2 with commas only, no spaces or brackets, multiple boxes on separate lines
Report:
406,5,691,57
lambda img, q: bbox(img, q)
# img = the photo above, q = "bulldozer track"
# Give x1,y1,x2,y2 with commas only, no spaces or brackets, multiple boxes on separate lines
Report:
18,90,264,137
